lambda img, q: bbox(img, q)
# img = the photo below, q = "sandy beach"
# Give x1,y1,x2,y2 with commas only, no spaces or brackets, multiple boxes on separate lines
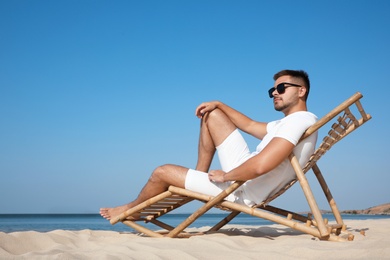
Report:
0,219,389,259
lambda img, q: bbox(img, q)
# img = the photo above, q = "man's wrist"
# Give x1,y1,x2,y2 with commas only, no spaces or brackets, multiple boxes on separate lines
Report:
223,172,228,182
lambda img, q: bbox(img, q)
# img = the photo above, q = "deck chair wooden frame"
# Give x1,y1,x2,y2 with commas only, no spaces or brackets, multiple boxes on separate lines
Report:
110,92,371,241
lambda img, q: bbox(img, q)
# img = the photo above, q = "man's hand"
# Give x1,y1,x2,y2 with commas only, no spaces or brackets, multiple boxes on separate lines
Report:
195,101,219,118
208,169,226,183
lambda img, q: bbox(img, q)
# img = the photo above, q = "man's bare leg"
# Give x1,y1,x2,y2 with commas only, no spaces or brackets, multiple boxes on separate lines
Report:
100,164,188,220
101,108,237,220
196,109,237,172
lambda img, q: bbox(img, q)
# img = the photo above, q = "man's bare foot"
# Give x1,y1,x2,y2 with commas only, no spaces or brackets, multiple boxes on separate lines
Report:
100,205,131,220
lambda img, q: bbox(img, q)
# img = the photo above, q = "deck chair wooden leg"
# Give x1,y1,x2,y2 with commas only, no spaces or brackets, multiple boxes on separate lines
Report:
261,205,311,223
312,163,344,227
207,211,241,232
149,219,175,231
289,154,330,238
122,220,164,238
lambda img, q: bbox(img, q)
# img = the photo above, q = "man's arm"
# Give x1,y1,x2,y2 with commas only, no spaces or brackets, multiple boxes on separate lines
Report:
195,101,267,140
208,137,295,182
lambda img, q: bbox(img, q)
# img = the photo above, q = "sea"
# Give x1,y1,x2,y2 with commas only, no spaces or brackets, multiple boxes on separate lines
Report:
1,213,389,233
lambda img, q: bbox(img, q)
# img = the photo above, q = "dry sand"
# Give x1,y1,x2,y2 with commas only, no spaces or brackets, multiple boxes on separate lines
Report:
1,219,389,259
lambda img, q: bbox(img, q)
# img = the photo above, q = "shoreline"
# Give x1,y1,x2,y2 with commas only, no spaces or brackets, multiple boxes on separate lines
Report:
2,202,389,216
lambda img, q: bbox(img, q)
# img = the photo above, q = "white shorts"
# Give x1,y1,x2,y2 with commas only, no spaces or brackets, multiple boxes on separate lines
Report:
185,129,256,206
216,129,253,172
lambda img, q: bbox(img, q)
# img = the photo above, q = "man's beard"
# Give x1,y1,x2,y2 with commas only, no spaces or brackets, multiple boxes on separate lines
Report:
274,99,297,112
274,103,287,111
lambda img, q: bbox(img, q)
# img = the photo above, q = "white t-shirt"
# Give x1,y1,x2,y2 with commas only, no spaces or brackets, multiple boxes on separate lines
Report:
241,111,318,205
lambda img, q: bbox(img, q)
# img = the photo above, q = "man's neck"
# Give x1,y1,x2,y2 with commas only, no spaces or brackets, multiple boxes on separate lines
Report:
283,104,308,117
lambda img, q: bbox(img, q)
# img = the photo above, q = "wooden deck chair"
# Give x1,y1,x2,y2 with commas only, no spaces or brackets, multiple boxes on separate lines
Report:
110,92,371,241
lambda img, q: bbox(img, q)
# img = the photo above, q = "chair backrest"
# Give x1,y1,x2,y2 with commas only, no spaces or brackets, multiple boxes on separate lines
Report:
302,92,371,172
258,92,372,207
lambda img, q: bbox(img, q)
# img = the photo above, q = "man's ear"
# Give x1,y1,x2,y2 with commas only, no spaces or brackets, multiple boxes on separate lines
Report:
299,86,307,98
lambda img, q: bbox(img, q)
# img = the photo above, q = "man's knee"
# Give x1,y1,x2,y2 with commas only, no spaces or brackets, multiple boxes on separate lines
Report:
151,164,187,188
151,165,169,181
151,164,179,181
204,108,236,133
203,108,226,125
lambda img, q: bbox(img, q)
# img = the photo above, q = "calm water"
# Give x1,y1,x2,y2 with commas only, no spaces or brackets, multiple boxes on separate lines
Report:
1,213,389,233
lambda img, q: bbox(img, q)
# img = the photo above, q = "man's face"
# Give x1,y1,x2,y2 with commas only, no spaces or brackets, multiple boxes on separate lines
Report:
271,75,302,112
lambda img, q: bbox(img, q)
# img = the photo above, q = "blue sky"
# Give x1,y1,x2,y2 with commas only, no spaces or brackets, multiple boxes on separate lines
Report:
1,0,389,214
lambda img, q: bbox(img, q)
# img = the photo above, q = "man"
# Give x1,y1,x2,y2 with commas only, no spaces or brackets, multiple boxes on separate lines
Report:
100,69,317,220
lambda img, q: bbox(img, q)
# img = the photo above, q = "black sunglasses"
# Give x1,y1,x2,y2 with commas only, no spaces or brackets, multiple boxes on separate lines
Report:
268,82,302,98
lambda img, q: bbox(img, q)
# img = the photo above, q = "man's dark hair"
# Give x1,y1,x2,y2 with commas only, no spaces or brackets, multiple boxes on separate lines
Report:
273,70,310,101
